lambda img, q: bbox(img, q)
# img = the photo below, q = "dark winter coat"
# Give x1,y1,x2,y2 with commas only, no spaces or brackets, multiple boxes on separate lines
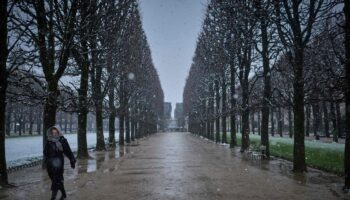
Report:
43,126,76,190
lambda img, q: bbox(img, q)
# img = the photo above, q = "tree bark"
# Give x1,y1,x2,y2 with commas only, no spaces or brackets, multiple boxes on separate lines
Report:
343,0,350,190
36,110,42,135
215,79,220,143
29,108,34,135
108,88,116,148
251,112,255,134
270,108,274,136
43,81,59,147
322,100,330,138
209,81,215,141
305,105,311,137
91,25,105,150
206,100,210,139
292,48,306,172
69,113,73,133
5,103,11,136
336,101,343,138
278,107,283,137
119,112,125,145
131,109,135,141
64,113,68,133
330,100,338,143
221,75,227,143
288,107,293,138
241,83,250,152
312,102,321,140
0,0,8,184
256,0,270,157
257,110,261,136
125,108,130,143
0,75,7,185
76,37,90,157
95,99,105,150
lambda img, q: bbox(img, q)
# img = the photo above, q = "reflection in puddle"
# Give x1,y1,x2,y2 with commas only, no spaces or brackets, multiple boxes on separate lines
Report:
232,148,341,186
74,145,132,176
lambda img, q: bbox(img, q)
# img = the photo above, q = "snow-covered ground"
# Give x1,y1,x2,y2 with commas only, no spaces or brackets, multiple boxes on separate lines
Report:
5,132,119,167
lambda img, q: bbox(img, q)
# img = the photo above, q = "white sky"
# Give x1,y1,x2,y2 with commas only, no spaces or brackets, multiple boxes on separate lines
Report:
139,0,208,114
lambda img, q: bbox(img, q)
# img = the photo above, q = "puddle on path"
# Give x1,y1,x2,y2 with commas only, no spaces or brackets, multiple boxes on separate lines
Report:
0,143,138,198
229,147,346,198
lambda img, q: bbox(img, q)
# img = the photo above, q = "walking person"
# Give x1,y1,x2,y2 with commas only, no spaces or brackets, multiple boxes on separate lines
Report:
43,126,76,200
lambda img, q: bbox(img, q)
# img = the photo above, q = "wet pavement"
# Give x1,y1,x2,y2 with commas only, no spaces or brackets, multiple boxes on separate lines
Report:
0,132,349,200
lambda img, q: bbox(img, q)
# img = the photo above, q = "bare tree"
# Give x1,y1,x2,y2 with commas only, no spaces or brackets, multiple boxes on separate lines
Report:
274,0,332,172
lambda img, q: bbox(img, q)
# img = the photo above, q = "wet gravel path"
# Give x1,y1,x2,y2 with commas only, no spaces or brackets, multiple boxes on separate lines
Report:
0,132,348,199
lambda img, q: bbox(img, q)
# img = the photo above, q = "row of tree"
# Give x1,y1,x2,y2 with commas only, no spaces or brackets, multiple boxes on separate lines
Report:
0,0,164,186
4,103,102,136
183,0,350,190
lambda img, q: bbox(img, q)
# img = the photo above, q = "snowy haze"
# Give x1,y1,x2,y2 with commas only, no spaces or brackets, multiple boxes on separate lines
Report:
139,0,208,113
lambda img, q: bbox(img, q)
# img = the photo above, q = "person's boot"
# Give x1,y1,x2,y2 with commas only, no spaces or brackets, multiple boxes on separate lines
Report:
51,190,58,200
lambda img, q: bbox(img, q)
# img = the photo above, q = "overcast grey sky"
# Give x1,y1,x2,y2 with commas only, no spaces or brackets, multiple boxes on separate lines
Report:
139,0,208,112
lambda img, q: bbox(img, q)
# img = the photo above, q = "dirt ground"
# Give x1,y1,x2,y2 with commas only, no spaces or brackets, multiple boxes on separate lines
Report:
0,132,349,200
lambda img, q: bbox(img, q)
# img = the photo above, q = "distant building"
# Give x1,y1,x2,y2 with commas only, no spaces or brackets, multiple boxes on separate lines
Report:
164,102,172,120
163,102,172,130
174,103,185,128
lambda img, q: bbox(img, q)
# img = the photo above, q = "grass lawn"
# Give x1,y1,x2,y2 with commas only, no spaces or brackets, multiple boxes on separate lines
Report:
220,133,345,175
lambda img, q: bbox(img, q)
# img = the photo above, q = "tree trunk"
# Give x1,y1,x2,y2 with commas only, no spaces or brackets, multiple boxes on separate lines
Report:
108,90,116,148
119,113,125,145
257,110,261,136
312,102,321,140
257,0,270,157
125,108,130,143
270,108,274,136
251,112,255,134
288,107,293,138
0,79,7,185
215,79,220,143
92,46,105,151
43,81,59,148
59,112,63,130
330,100,338,143
64,113,68,133
322,100,330,138
305,105,311,137
0,0,8,183
292,48,306,172
278,107,283,137
5,103,11,136
0,84,7,185
221,75,227,144
206,100,210,139
28,107,34,135
131,110,135,141
336,102,343,138
76,47,89,158
36,110,42,135
14,111,17,134
343,0,350,190
69,113,73,133
18,108,23,136
241,84,250,152
209,82,215,141
95,99,105,150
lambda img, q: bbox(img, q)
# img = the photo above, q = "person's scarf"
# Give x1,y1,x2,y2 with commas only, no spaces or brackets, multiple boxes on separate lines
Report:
47,126,64,152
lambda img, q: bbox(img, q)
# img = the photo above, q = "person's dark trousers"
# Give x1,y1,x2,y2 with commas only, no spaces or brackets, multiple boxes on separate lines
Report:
59,183,67,199
51,190,58,200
